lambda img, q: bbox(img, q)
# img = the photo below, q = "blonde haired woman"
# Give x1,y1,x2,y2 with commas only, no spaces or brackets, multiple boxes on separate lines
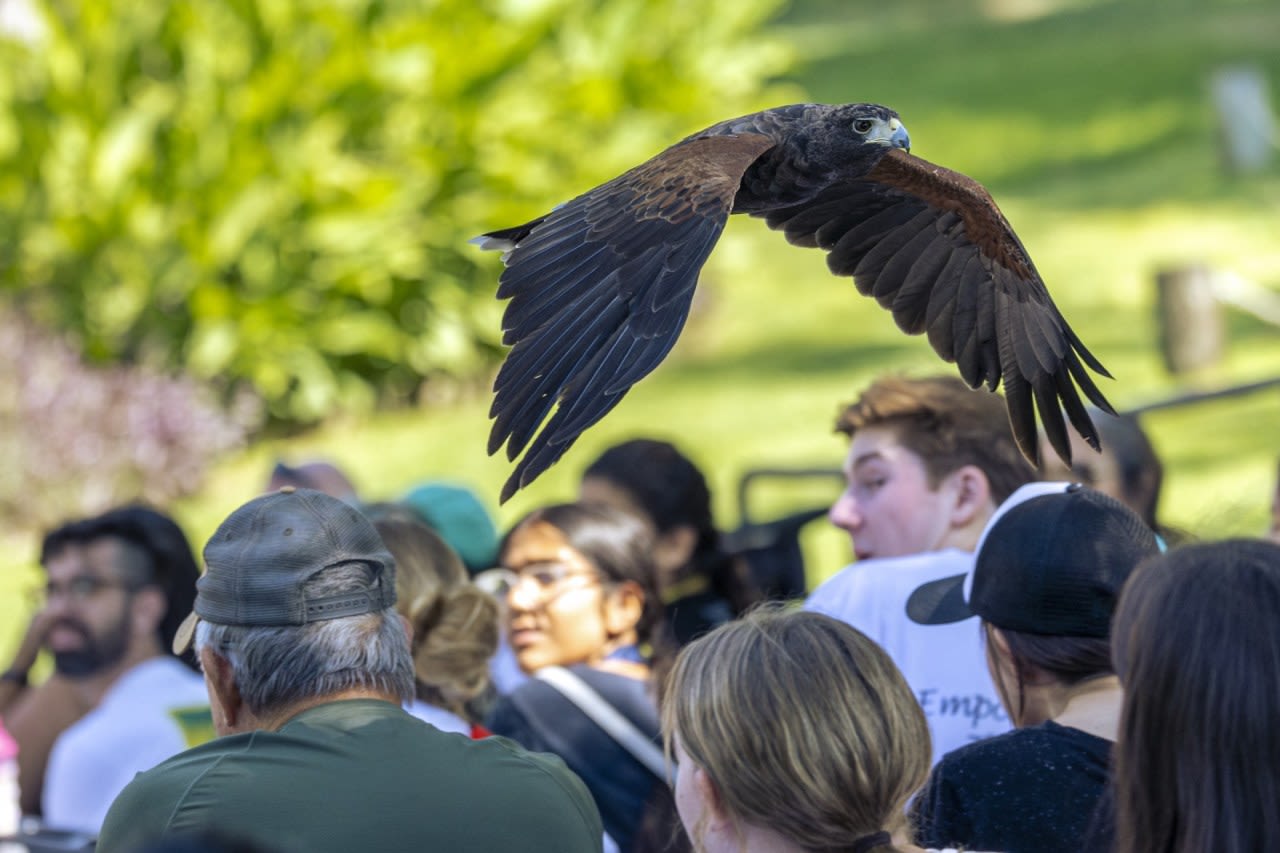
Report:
369,509,500,735
663,608,976,853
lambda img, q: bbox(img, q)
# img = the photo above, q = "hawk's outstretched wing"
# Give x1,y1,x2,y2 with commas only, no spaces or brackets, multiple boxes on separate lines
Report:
479,133,776,502
759,148,1115,464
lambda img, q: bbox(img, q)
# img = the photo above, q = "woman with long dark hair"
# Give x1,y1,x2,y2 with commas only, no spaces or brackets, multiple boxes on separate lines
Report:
1111,538,1280,853
910,484,1160,853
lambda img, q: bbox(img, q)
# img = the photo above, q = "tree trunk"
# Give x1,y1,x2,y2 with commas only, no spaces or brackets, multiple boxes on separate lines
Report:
1156,264,1224,374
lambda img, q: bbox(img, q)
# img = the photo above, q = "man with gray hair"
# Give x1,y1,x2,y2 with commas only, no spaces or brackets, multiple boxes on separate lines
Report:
97,488,603,853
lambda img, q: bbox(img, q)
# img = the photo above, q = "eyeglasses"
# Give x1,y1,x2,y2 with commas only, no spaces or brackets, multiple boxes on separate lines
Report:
35,576,141,607
474,563,600,603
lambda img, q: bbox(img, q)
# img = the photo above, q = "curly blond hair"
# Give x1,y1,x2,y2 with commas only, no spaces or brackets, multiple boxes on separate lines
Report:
372,511,499,719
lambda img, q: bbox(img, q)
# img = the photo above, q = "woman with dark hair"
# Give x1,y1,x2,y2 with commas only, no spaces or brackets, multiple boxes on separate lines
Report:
485,503,686,853
580,438,757,645
1111,538,1280,853
910,484,1161,853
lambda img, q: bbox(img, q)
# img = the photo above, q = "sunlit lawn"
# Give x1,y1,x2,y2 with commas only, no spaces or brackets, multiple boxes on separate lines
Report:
4,0,1279,660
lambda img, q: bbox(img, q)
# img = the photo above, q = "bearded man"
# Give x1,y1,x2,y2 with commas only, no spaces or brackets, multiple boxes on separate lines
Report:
4,507,209,834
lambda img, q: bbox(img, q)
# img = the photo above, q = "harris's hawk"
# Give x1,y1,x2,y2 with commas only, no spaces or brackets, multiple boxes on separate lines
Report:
473,103,1114,502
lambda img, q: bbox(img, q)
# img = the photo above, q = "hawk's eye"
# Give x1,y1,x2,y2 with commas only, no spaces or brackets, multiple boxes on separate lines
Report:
853,119,875,134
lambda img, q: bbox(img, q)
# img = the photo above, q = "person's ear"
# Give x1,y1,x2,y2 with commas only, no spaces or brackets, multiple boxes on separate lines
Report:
129,585,168,637
200,646,243,735
694,765,741,840
1131,468,1160,520
945,465,992,529
603,581,645,638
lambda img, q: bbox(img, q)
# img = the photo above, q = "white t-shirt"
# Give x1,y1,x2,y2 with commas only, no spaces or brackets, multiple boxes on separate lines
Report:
43,656,211,834
404,699,472,737
805,549,1011,765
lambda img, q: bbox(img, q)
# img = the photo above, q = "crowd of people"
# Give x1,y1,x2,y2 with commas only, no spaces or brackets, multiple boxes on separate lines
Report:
1,374,1277,853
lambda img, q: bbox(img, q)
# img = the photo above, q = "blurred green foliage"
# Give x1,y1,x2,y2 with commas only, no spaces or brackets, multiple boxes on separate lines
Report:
0,0,795,422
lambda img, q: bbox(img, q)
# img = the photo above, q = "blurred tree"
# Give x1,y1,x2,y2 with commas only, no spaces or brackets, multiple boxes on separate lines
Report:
0,0,795,423
0,310,255,530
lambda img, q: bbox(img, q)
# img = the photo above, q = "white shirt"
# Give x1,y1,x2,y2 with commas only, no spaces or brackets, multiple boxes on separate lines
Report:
43,656,211,834
806,549,1011,765
404,699,471,737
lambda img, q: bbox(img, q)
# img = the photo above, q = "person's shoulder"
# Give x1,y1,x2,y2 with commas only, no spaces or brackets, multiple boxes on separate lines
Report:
1039,719,1114,758
805,560,878,615
500,664,645,706
808,550,974,612
456,734,604,838
934,727,1043,773
934,722,1106,786
915,734,1023,840
404,700,472,736
565,663,648,695
64,658,210,746
515,665,656,729
117,746,204,792
873,548,974,581
484,686,541,745
101,657,209,711
96,745,216,851
490,672,562,718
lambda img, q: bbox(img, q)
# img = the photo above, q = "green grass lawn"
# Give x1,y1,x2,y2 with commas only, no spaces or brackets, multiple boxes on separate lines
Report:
4,0,1279,661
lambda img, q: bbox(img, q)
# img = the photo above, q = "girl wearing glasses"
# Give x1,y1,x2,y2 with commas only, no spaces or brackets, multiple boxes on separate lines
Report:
485,502,683,853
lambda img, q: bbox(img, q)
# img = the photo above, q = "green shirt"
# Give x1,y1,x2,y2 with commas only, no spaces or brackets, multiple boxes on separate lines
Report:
97,699,603,853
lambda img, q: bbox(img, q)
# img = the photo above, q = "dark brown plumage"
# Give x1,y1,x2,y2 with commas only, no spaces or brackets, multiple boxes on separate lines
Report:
474,103,1115,502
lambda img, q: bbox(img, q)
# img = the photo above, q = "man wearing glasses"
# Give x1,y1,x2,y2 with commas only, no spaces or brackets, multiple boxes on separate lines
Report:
1,506,209,835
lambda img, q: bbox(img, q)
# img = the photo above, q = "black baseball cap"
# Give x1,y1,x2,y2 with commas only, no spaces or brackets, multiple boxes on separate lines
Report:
907,483,1160,637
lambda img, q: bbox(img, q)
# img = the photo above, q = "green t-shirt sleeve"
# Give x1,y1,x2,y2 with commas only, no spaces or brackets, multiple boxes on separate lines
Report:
96,771,170,853
484,735,605,853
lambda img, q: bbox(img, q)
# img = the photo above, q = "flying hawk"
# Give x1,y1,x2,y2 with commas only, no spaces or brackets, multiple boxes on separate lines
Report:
474,103,1114,502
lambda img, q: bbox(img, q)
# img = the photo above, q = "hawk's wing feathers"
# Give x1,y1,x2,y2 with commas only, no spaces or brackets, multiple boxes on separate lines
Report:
483,133,777,502
759,148,1114,465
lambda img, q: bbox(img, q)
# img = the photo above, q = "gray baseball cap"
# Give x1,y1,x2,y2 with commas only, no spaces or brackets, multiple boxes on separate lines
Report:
173,487,396,654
